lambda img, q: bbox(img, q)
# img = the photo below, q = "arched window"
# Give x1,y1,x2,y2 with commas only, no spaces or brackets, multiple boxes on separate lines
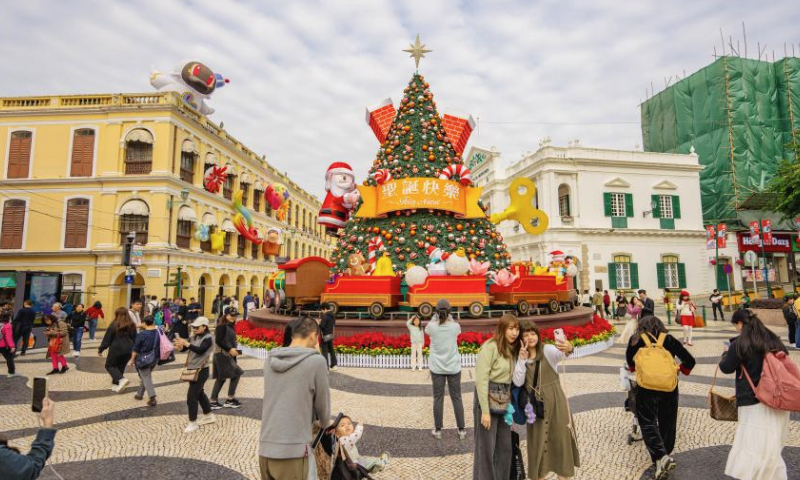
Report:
118,199,149,245
0,199,26,249
64,198,90,248
253,180,264,212
180,140,198,184
240,173,251,206
176,205,197,249
223,170,235,200
70,129,95,177
7,131,32,179
124,129,153,174
558,184,571,217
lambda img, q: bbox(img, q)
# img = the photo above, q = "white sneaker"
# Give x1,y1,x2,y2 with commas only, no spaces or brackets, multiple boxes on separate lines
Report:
184,422,199,433
655,455,675,479
431,429,442,439
458,429,467,440
116,378,130,393
7,373,19,378
330,366,338,371
72,351,80,357
197,413,217,426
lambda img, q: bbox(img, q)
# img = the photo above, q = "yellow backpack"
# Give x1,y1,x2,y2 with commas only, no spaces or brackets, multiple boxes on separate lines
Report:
634,333,679,392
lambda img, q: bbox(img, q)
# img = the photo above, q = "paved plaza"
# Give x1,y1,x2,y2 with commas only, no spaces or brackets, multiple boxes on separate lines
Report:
1,320,799,480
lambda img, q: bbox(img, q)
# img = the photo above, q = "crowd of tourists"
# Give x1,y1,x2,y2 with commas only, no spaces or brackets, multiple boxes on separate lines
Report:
0,289,798,480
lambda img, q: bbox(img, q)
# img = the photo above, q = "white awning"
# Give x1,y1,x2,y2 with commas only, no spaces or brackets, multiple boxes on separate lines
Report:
177,205,197,222
254,179,265,191
221,219,236,232
204,153,219,166
224,163,237,176
125,129,153,144
119,199,150,216
181,139,198,154
201,213,218,227
240,172,252,184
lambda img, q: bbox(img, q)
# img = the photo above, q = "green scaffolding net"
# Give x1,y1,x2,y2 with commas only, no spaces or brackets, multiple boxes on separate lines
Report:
641,56,800,226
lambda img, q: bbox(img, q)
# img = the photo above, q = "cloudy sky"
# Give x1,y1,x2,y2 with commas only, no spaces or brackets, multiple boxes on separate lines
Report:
2,0,798,198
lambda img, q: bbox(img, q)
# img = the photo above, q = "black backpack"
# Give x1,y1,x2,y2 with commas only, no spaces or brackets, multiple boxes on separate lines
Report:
330,445,375,480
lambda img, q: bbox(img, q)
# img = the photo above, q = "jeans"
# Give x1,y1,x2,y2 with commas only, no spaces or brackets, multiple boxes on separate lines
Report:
187,367,212,421
72,326,84,352
87,318,98,340
410,343,423,370
210,375,241,401
712,303,725,321
636,386,679,462
472,398,511,480
136,365,157,398
13,324,32,354
431,371,465,430
0,347,15,374
321,340,337,368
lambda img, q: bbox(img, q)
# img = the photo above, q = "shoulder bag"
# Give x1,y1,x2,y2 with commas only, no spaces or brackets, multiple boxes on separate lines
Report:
180,340,208,382
708,365,737,421
487,353,513,415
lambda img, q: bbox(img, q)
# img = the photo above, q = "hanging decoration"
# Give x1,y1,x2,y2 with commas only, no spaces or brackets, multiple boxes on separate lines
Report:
209,230,225,253
204,165,228,193
262,227,282,256
150,61,229,115
193,223,210,242
232,191,262,244
438,164,472,186
489,178,549,235
319,162,360,235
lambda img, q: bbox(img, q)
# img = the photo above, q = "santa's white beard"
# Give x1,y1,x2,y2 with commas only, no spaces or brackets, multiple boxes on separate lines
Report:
329,183,350,198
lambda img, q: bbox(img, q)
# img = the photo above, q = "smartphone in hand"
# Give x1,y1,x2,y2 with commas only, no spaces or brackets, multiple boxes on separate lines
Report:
554,328,567,344
31,377,48,413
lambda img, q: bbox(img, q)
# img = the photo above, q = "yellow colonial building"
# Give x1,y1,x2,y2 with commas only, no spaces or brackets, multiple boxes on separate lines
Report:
0,92,333,324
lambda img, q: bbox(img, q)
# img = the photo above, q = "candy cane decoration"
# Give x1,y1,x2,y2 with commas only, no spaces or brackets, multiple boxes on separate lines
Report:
367,236,385,271
438,164,472,186
372,169,393,184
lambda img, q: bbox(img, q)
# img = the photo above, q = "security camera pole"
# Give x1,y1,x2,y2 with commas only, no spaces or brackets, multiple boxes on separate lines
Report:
123,232,136,308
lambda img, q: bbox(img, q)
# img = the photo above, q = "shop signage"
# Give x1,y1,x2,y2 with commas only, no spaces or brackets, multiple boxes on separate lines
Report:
356,178,484,219
737,232,792,252
743,268,776,282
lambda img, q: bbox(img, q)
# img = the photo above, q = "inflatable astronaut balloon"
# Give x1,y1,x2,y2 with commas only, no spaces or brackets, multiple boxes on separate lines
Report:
150,61,229,115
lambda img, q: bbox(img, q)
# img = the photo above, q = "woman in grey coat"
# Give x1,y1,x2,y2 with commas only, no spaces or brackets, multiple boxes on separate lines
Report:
210,308,244,410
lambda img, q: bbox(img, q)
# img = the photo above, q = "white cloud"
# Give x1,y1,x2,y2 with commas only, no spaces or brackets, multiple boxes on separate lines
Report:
1,0,798,198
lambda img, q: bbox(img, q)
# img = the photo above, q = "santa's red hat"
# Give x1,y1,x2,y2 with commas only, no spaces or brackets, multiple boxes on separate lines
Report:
326,162,354,177
550,250,565,256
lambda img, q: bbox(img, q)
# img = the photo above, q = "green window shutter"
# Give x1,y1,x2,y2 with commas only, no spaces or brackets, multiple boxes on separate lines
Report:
656,263,666,289
677,263,687,288
603,193,613,217
630,263,640,289
608,263,617,289
672,196,681,219
625,193,634,218
651,195,661,218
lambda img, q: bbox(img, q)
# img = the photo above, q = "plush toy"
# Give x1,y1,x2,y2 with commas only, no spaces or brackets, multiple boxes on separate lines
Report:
345,253,369,276
209,230,225,253
373,252,395,277
262,227,282,256
468,259,491,276
405,264,429,287
233,190,262,244
445,248,470,276
193,223,210,242
489,268,519,287
204,165,228,193
150,61,229,115
319,162,360,235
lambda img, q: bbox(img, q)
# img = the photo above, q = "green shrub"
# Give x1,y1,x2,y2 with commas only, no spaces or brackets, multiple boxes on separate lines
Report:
749,298,785,310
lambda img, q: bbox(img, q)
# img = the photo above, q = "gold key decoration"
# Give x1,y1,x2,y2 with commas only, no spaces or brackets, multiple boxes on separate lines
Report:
489,178,549,235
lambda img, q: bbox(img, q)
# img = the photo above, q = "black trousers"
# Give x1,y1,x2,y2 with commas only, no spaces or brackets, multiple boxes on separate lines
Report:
187,367,212,421
712,303,725,321
105,354,130,384
635,386,679,462
0,347,15,374
210,375,241,401
789,319,797,345
13,324,32,354
321,340,337,368
604,304,611,316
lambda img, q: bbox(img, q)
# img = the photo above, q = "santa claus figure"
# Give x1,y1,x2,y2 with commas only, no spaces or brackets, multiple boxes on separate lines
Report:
318,162,360,235
549,250,569,276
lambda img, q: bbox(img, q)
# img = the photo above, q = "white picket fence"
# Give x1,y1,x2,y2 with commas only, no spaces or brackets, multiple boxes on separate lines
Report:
240,336,615,369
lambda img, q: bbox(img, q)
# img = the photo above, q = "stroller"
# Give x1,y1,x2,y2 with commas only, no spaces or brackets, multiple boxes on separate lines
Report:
620,364,643,445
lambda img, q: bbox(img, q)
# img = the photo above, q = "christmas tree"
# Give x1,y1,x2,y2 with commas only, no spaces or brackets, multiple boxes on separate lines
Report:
330,71,511,277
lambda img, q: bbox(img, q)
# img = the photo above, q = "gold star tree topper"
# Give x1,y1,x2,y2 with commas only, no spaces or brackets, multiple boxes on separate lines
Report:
403,34,432,69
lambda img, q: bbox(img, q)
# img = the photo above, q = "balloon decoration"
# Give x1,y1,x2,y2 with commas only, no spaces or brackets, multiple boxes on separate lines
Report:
265,183,290,222
262,227,282,256
204,165,228,193
232,191,262,244
489,178,549,235
150,61,229,115
193,224,210,242
209,230,225,253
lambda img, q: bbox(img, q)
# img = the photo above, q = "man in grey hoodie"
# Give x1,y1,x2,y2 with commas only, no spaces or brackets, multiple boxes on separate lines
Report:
259,317,331,480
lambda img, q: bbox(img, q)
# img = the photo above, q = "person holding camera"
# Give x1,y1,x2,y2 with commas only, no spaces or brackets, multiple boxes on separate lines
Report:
425,299,466,440
210,308,244,410
0,398,56,480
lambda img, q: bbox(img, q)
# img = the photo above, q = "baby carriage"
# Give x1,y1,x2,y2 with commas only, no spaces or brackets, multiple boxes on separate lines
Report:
619,365,643,445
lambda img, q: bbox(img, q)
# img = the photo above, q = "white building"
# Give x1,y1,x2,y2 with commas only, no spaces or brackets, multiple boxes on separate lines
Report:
470,143,715,297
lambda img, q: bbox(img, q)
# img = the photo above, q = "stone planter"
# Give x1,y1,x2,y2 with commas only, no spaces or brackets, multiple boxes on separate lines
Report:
750,308,785,327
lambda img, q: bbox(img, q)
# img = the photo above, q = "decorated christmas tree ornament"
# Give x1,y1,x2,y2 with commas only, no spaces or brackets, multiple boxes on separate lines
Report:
438,164,472,186
367,236,386,272
319,162,360,236
372,169,393,184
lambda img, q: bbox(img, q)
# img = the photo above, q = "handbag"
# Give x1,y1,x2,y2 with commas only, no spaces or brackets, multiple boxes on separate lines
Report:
136,332,160,369
180,348,208,382
694,313,706,328
488,381,512,415
709,366,737,421
322,333,334,343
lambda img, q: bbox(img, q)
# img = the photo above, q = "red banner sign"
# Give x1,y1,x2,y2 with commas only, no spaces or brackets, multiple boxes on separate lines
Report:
706,225,716,250
737,232,792,252
796,216,800,238
717,223,727,249
761,219,773,244
749,221,760,241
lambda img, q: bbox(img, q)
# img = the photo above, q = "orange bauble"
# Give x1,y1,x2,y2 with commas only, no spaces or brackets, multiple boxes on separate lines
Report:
494,253,500,259
456,224,464,231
